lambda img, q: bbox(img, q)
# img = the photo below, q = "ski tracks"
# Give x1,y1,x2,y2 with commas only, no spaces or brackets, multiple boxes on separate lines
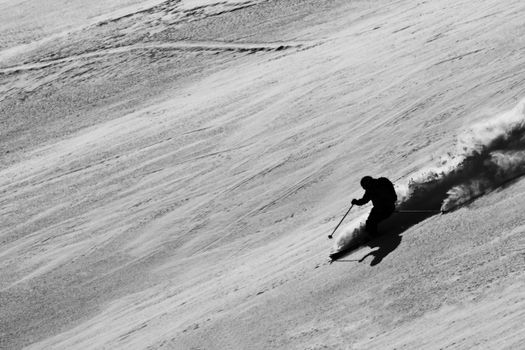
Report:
0,40,306,74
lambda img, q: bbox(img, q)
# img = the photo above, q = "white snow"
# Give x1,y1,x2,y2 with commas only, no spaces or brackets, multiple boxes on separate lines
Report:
1,0,525,349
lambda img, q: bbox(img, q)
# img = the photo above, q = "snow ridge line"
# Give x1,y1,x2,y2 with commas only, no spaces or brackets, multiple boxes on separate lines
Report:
0,41,304,74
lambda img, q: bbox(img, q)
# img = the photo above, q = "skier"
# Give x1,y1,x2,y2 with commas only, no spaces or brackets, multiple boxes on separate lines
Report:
351,176,397,237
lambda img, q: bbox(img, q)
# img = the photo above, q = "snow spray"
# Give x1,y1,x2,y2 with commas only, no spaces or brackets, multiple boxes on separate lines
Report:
333,98,525,253
411,97,525,212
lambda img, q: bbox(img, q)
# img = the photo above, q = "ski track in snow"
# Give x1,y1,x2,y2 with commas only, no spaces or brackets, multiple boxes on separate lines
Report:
0,41,305,74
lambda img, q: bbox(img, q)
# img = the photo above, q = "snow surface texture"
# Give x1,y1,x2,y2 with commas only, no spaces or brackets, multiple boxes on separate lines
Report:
2,0,525,349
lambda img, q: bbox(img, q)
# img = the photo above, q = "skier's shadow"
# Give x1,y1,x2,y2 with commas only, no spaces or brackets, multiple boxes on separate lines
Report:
357,209,434,266
335,210,435,266
358,231,402,266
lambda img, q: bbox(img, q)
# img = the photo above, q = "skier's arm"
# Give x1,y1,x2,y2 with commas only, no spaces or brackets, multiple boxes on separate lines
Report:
352,192,370,206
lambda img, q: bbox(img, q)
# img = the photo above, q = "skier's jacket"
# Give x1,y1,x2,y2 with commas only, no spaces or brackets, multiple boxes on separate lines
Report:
354,177,397,209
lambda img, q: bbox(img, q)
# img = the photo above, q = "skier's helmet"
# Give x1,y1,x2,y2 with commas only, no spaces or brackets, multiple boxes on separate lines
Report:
360,176,374,190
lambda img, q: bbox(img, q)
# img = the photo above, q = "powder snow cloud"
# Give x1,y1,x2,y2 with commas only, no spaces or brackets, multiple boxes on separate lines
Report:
334,98,525,253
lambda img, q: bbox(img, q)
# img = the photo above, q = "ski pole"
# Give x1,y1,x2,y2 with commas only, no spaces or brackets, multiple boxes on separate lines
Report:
328,204,354,239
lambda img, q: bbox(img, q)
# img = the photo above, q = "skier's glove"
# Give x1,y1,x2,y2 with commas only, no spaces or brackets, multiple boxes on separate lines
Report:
351,199,358,205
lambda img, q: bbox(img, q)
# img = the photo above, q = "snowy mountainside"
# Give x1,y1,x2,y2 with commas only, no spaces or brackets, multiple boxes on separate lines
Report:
1,0,525,349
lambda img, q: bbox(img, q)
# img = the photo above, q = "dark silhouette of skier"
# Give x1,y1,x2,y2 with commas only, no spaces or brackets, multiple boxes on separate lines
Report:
352,176,397,237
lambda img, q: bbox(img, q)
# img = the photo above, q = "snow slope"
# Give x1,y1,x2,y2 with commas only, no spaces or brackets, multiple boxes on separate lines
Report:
1,0,525,349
